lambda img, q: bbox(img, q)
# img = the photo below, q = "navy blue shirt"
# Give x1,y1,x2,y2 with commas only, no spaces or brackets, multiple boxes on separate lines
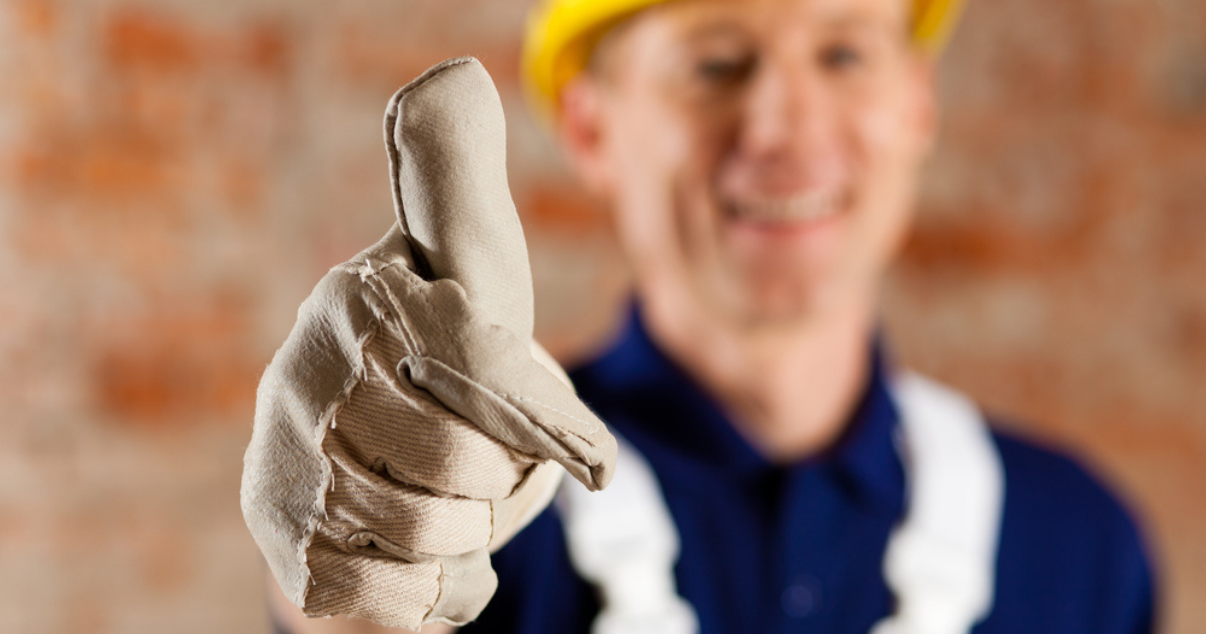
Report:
465,312,1156,634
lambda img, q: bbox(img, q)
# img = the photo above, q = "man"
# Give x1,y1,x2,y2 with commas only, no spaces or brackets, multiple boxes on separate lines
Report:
262,0,1155,632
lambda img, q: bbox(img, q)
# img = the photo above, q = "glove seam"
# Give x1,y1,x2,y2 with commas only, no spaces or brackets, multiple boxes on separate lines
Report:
384,57,476,242
343,529,442,563
407,353,601,449
412,282,462,356
296,308,384,610
425,557,450,624
358,260,424,357
499,393,602,437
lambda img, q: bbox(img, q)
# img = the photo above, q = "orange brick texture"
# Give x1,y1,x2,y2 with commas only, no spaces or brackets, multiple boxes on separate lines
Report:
0,0,1202,632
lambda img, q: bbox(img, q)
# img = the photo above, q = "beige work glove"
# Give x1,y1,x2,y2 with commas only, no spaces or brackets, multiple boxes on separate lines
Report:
240,57,617,630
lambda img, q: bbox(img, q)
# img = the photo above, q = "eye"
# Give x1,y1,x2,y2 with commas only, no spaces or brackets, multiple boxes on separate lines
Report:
819,44,863,71
696,54,756,84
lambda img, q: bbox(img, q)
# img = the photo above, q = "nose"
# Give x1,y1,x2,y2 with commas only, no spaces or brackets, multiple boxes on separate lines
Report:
738,58,844,185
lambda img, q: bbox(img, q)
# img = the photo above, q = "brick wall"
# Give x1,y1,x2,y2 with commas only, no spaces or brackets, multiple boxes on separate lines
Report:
0,0,1201,632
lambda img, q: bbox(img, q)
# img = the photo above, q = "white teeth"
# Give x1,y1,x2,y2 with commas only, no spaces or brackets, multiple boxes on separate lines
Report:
729,191,841,224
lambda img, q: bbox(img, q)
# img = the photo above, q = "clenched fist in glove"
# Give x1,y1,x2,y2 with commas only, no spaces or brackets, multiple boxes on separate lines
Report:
241,57,617,630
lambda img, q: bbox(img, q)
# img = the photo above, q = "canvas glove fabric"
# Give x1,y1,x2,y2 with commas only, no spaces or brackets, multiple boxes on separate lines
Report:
241,57,617,630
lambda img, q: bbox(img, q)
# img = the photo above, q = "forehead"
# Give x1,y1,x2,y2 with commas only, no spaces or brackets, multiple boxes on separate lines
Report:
615,0,910,48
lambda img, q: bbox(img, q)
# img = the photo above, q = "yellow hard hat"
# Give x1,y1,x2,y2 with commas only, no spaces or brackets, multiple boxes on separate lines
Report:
523,0,967,117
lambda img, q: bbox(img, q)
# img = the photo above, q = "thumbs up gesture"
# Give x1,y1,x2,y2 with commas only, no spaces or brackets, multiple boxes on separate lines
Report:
241,58,617,630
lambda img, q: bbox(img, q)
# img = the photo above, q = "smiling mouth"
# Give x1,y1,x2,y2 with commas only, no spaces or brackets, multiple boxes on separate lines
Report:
724,190,846,225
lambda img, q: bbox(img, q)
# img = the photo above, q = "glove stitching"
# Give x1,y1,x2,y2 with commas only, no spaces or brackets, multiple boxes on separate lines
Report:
416,283,461,352
299,377,359,600
296,311,382,608
406,354,602,468
499,393,601,436
344,529,442,564
362,262,424,357
424,557,450,624
487,498,497,551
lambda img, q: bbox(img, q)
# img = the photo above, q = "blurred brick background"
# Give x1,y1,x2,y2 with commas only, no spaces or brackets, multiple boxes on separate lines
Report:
0,0,1202,632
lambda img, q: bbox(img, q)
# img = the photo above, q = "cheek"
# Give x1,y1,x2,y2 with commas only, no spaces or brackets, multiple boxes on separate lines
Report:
845,94,928,265
850,82,929,217
608,101,723,223
608,99,679,191
854,97,917,170
600,99,691,262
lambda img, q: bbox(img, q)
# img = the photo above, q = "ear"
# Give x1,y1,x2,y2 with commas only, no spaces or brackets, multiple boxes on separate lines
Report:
907,54,940,155
555,75,614,196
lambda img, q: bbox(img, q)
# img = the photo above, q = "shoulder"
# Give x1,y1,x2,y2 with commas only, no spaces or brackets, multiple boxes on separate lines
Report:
990,427,1143,549
980,426,1156,633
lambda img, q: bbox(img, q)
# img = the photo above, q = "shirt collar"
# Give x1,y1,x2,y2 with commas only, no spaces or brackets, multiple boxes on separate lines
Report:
574,306,905,508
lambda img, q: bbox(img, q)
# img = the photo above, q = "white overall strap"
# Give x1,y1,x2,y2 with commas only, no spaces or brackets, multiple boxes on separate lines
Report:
557,373,1004,634
555,435,698,634
871,372,1005,634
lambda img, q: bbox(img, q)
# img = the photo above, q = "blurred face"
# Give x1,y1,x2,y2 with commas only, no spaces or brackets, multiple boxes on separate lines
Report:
560,0,936,329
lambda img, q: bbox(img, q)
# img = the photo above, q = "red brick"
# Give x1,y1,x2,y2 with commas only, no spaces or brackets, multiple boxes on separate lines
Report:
136,525,193,593
333,23,521,93
241,22,291,77
16,125,181,203
64,596,111,633
219,159,267,214
105,12,202,73
90,293,261,426
899,217,1039,274
520,183,610,236
14,0,57,35
103,11,293,81
333,24,443,91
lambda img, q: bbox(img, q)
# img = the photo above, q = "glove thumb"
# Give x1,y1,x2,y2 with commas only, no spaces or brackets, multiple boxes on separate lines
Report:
384,57,535,342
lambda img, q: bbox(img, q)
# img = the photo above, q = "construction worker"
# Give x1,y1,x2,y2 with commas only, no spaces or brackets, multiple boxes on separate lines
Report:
261,0,1155,632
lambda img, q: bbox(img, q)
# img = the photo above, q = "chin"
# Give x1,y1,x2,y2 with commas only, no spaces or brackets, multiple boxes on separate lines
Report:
720,256,884,332
719,276,829,329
